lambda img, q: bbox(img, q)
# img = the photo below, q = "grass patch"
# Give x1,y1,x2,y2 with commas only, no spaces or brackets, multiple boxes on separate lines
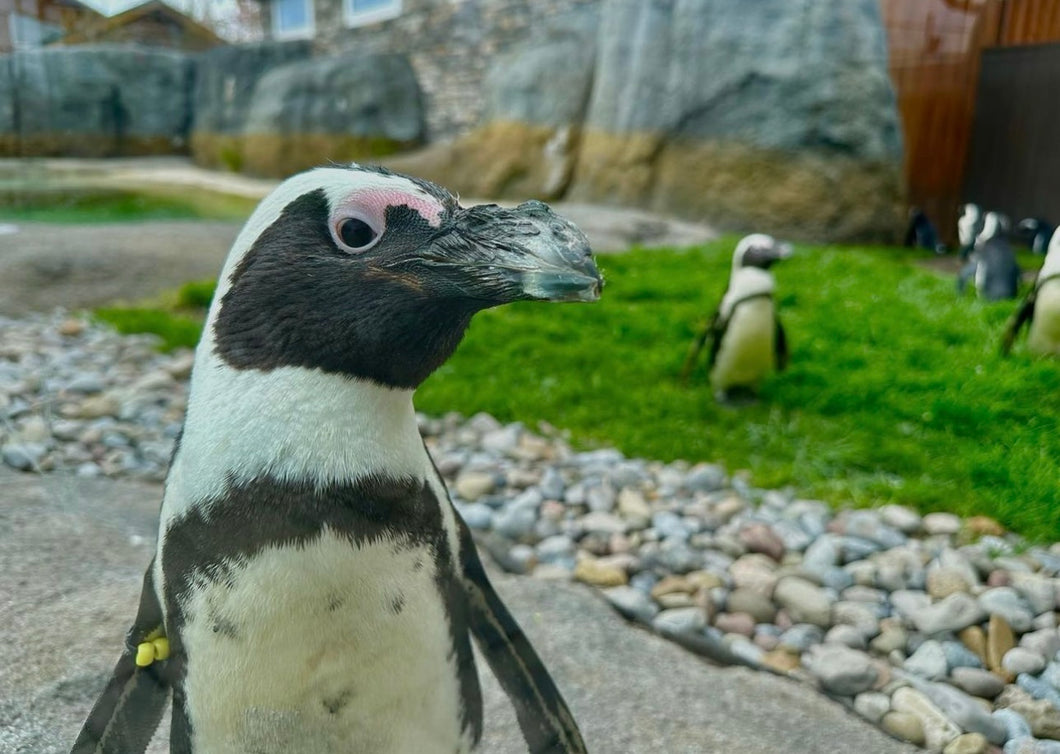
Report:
92,239,1060,540
94,307,203,352
0,186,257,223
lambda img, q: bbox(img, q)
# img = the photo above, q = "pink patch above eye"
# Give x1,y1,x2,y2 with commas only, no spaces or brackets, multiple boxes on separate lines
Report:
344,188,444,229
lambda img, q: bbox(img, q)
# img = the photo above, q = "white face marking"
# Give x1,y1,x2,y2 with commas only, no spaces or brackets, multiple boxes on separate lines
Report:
178,531,471,754
958,204,980,247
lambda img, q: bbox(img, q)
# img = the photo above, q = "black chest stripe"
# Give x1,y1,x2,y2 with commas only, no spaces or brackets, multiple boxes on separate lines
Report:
160,474,483,744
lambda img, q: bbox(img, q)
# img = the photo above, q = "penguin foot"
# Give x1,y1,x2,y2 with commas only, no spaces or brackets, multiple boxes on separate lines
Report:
134,628,170,667
714,387,760,407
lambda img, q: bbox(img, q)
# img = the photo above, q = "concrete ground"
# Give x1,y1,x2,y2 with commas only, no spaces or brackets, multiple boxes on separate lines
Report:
0,468,919,754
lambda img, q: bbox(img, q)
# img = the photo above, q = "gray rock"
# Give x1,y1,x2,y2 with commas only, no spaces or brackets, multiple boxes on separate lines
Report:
652,607,707,635
1022,630,1060,660
915,680,1007,744
779,624,826,653
911,593,987,635
855,691,893,723
1005,738,1060,754
1017,673,1060,707
943,641,985,670
774,576,832,628
891,686,962,751
603,586,659,625
905,640,948,681
994,708,1033,741
539,467,566,500
979,587,1036,633
1003,648,1047,677
684,464,727,493
2,442,45,470
803,644,879,696
457,502,493,530
826,624,868,649
951,667,1006,699
240,51,425,174
1011,573,1058,616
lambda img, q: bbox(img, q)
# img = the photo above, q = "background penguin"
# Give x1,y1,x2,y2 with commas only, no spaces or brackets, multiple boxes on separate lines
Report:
957,203,985,259
681,233,791,402
904,207,946,254
1003,227,1060,357
1016,217,1054,255
957,211,1020,300
72,165,596,754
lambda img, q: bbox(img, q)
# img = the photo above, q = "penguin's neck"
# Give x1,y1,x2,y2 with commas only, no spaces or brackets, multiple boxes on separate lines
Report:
721,267,775,317
164,350,432,514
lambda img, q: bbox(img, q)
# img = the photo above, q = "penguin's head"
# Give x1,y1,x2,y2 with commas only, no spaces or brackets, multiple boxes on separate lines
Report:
958,203,982,248
205,164,601,389
732,234,792,272
977,212,1009,244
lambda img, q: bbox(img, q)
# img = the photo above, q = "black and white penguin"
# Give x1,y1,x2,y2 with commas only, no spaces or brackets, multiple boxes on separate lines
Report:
681,234,791,402
957,203,985,260
72,165,597,754
957,211,1020,301
1003,227,1060,357
904,207,946,254
1016,217,1054,256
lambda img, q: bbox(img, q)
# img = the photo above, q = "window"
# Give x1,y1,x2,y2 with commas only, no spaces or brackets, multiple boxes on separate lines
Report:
344,0,401,28
273,0,314,40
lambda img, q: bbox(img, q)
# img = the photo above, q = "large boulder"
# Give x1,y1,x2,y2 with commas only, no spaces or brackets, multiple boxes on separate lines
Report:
388,7,598,200
0,45,192,157
390,0,903,242
572,0,903,241
235,52,425,177
190,40,311,171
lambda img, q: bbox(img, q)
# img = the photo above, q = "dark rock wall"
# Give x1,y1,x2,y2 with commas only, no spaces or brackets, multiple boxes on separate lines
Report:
0,45,192,157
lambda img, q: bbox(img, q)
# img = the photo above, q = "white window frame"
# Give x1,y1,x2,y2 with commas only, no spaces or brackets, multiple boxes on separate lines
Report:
272,0,315,40
343,0,402,28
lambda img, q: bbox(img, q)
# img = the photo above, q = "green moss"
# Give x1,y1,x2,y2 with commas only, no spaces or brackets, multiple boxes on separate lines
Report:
94,308,204,352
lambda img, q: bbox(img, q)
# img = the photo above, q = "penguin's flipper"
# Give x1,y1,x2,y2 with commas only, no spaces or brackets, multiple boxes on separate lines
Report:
1001,291,1036,356
71,565,170,754
679,311,719,384
774,316,789,371
957,260,976,294
456,517,587,754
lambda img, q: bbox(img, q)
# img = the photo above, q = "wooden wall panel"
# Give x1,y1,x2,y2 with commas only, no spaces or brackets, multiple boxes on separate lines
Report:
880,0,1003,242
1000,0,1060,46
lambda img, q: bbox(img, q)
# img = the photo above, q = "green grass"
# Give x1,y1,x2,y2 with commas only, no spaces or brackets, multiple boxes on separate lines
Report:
92,240,1060,540
0,187,257,223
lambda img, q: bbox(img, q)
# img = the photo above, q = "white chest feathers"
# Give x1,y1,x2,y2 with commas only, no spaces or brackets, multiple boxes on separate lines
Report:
177,529,473,754
1029,278,1060,357
711,296,777,392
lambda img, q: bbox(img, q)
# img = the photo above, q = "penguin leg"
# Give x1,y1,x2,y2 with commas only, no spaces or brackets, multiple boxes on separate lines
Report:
680,312,719,384
71,564,170,754
957,260,976,295
1001,293,1036,356
455,516,587,754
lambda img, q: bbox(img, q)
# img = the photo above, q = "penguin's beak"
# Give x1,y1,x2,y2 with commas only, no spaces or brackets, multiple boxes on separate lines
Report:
424,200,602,305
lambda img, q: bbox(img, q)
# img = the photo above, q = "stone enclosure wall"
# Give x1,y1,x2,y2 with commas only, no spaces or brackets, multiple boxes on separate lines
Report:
0,0,905,242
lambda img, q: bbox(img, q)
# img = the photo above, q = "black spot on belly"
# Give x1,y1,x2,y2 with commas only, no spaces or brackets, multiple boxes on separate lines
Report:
390,592,406,615
326,593,345,612
211,617,240,639
413,557,425,572
322,689,354,715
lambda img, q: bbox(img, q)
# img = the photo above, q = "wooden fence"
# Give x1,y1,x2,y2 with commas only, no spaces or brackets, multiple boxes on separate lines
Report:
880,0,1060,243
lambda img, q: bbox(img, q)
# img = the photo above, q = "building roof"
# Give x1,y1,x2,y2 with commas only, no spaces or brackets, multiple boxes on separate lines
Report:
60,0,224,47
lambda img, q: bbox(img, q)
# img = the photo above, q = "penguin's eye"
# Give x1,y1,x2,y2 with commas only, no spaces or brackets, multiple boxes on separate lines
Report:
335,217,379,252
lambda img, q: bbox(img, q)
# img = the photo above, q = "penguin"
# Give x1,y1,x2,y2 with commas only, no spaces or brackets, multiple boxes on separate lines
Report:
904,207,946,254
72,165,597,754
681,234,791,402
957,203,985,260
957,211,1020,301
1016,217,1054,256
1002,226,1060,357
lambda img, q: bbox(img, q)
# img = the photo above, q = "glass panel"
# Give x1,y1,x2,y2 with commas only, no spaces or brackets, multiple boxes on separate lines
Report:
276,0,310,32
351,0,394,14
